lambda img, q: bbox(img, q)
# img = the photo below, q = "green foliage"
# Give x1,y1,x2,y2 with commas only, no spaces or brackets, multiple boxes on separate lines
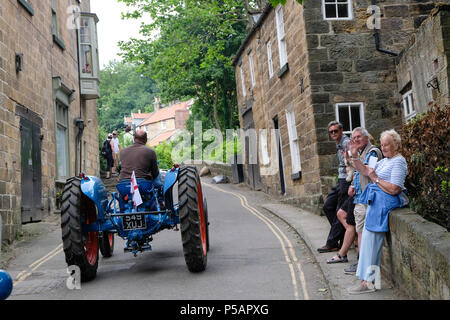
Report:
118,0,246,133
97,60,159,132
154,141,175,170
270,0,303,6
400,104,450,231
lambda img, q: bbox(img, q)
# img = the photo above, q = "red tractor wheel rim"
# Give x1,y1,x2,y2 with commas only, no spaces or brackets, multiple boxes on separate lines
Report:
108,233,113,247
85,209,98,266
197,181,207,256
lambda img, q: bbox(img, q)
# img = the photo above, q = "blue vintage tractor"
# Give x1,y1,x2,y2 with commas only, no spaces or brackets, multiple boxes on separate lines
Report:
60,165,209,282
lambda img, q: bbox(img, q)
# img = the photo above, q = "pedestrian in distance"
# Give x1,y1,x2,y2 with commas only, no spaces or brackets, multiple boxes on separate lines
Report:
123,125,134,147
101,134,114,179
317,121,351,253
347,129,408,294
111,130,121,174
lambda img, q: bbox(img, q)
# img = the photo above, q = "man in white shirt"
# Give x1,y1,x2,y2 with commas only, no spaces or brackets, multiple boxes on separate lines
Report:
111,130,121,174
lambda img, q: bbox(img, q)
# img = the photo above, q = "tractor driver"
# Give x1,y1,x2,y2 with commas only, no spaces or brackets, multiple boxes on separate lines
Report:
118,129,162,188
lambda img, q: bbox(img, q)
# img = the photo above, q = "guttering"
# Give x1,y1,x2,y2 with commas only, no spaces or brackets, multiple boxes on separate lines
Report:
372,0,398,56
232,4,273,66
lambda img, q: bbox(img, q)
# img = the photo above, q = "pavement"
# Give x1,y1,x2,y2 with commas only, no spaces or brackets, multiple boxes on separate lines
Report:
215,181,410,300
1,176,409,300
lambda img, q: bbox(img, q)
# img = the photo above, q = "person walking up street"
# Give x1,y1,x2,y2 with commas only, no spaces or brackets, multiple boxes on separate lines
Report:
123,125,134,147
111,130,121,174
317,121,351,253
101,134,114,179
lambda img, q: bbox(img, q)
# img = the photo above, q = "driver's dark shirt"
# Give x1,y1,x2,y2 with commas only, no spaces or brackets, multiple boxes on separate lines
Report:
118,142,159,181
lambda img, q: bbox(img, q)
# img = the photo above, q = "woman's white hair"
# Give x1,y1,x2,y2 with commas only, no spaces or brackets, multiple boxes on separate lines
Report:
380,129,402,150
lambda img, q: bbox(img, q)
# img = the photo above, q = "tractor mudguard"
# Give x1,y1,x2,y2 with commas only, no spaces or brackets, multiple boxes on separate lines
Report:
80,175,109,219
163,167,179,194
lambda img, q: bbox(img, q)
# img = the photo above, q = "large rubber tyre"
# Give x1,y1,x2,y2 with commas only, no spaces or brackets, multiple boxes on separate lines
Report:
178,166,208,272
99,231,114,258
61,177,99,282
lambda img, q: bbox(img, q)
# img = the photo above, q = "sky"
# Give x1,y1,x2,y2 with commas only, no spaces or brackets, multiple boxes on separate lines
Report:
90,0,144,68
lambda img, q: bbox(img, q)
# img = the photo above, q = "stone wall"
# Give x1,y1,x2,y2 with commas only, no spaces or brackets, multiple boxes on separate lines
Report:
0,0,99,243
396,5,450,113
382,208,450,300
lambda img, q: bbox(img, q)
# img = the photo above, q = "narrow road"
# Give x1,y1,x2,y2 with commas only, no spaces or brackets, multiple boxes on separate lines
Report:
4,179,330,300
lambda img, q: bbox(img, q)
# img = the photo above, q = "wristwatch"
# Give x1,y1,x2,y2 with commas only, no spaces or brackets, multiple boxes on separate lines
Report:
375,178,380,184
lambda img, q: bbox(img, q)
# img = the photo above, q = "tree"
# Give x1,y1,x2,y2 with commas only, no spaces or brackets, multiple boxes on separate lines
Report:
97,60,159,132
118,0,248,133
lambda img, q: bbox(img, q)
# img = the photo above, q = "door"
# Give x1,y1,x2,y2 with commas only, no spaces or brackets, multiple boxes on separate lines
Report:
20,117,42,223
242,109,261,191
273,116,286,195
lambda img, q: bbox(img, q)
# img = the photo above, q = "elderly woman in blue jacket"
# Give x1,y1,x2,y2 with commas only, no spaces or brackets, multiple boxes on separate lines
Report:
347,129,408,294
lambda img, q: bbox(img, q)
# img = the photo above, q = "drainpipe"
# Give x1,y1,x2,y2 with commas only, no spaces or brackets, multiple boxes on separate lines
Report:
372,0,399,56
74,22,85,174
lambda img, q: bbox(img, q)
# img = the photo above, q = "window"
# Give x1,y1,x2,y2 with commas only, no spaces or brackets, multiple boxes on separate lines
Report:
240,66,246,97
80,17,93,75
267,41,274,78
52,0,65,49
336,102,365,135
402,90,416,121
56,101,70,179
323,0,353,20
285,109,301,175
275,5,288,69
161,120,166,129
259,130,270,166
249,54,256,88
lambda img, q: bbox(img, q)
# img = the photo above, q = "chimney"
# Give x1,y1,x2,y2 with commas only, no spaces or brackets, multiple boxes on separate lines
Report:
154,97,161,112
138,110,141,114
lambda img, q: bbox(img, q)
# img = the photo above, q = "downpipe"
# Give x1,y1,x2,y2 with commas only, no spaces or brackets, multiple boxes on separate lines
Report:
371,0,399,56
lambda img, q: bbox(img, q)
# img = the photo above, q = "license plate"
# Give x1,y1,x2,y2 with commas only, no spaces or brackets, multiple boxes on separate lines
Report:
123,214,146,231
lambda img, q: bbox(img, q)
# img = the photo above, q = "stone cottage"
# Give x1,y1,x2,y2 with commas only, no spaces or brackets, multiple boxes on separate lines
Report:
232,0,447,213
0,0,101,242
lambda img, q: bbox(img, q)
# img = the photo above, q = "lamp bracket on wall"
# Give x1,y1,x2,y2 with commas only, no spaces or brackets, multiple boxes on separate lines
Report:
426,77,440,92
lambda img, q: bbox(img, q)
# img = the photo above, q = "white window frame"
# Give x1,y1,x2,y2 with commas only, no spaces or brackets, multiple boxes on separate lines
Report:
275,5,288,68
402,90,416,122
335,102,365,136
249,54,256,88
322,0,353,21
161,120,166,129
267,41,274,78
240,66,246,98
285,109,301,174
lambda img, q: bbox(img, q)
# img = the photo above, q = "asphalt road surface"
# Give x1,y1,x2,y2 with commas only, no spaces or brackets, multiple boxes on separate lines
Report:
5,179,330,300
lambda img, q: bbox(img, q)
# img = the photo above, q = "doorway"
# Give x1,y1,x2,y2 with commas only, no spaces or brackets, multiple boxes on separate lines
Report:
20,117,42,223
273,116,286,195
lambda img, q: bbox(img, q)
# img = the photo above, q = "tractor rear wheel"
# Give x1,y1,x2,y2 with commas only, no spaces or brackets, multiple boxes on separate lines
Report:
178,166,208,272
61,177,99,282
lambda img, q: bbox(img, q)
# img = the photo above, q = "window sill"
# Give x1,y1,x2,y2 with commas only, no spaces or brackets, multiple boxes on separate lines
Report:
17,0,34,16
291,171,302,181
53,35,66,51
278,63,289,79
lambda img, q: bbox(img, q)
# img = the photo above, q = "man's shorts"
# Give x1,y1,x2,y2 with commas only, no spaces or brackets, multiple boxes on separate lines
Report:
340,196,355,226
354,203,367,233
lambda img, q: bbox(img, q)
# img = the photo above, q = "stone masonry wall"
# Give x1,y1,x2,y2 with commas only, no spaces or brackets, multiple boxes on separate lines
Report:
302,0,444,199
396,5,450,114
235,2,323,211
382,208,450,300
0,0,99,243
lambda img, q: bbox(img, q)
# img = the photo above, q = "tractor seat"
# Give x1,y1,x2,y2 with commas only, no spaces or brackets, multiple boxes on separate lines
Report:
116,179,154,201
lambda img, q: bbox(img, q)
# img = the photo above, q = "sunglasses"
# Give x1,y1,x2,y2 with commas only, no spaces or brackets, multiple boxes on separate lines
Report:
329,129,340,134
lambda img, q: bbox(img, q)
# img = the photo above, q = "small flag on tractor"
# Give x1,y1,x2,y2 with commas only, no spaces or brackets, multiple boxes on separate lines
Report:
130,171,143,208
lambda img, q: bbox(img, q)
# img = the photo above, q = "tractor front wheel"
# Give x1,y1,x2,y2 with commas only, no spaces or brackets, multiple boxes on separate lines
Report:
61,177,99,282
178,166,208,272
